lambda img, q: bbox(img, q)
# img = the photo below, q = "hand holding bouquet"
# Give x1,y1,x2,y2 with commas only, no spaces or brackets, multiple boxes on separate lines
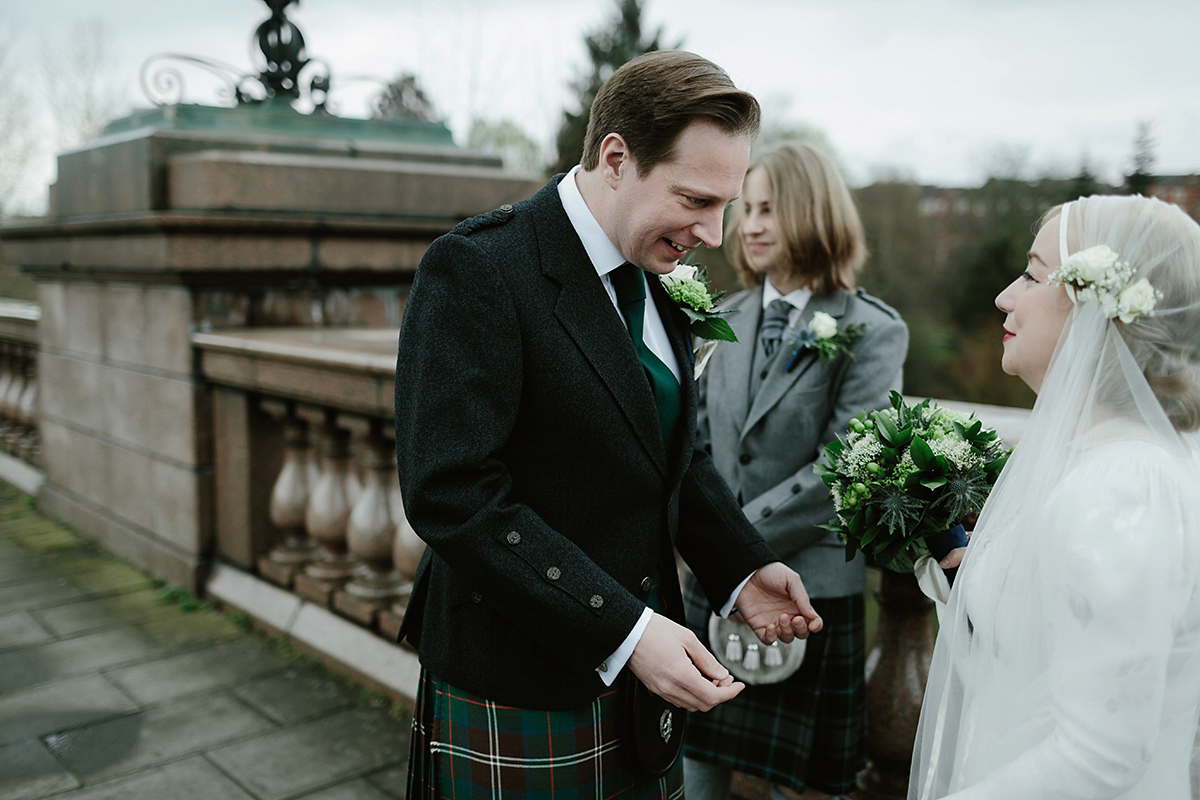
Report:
814,392,1010,573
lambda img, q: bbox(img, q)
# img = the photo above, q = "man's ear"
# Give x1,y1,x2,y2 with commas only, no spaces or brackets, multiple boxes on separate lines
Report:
598,133,632,190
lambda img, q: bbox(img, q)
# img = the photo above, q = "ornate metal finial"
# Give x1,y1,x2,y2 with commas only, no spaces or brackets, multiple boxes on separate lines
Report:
140,0,331,113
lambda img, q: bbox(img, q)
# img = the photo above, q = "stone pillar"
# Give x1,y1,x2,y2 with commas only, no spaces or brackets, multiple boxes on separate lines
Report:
850,570,935,800
0,104,540,593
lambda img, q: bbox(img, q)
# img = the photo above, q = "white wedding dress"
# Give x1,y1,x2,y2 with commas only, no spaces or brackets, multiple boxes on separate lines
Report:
911,196,1200,799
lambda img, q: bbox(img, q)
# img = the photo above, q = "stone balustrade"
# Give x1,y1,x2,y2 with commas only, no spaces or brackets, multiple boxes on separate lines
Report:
0,300,42,488
195,326,422,644
194,324,1030,793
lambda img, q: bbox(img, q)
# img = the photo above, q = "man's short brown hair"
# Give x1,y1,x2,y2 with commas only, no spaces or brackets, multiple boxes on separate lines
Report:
580,50,760,176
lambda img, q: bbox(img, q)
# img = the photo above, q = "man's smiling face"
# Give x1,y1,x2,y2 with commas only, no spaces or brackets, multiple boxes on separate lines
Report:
606,118,751,275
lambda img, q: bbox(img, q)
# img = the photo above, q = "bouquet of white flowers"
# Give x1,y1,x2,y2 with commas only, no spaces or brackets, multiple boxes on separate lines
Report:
814,392,1010,573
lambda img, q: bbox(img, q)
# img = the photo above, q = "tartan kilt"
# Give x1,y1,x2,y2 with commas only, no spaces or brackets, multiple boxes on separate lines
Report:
682,575,867,795
406,669,684,799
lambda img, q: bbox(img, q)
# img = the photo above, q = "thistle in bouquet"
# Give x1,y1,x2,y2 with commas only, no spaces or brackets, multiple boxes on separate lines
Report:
814,391,1011,574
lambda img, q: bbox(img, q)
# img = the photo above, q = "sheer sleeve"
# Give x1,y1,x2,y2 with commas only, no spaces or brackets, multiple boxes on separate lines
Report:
946,443,1195,800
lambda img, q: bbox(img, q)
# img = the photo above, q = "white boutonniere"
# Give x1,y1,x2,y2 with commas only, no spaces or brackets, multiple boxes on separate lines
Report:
1048,244,1160,323
659,263,738,343
784,312,865,372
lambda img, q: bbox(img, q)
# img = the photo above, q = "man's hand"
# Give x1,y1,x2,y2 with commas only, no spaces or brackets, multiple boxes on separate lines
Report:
735,562,823,644
627,613,744,712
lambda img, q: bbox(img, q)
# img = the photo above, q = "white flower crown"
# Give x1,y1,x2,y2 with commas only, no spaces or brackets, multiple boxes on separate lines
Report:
1048,244,1161,324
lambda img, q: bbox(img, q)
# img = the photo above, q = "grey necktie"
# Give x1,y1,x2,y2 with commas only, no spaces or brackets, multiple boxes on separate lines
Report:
759,299,793,358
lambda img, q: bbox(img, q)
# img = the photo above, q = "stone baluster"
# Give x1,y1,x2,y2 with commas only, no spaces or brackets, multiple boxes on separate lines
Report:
848,570,936,800
0,343,14,446
335,420,408,626
2,347,28,455
391,472,424,580
16,354,37,465
294,413,359,605
257,411,320,587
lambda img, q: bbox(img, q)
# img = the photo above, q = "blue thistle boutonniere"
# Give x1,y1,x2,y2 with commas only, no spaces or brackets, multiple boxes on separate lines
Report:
784,312,866,372
659,263,738,343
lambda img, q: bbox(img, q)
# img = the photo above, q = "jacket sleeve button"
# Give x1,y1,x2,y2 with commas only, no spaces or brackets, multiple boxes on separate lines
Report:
506,531,521,545
739,453,752,465
589,595,604,609
546,567,561,580
640,577,652,592
761,507,772,518
791,484,801,494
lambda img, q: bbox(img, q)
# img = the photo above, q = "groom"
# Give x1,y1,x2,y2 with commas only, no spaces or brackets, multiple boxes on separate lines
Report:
395,50,822,796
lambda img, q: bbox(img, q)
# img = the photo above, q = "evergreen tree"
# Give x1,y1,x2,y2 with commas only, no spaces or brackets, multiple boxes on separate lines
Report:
550,0,680,174
1125,120,1156,196
1070,153,1099,200
372,74,439,123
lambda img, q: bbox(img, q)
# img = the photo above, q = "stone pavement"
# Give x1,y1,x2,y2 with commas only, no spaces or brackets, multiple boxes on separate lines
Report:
0,480,411,800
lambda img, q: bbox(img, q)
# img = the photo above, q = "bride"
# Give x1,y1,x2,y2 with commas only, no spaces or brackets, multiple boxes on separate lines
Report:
911,194,1200,799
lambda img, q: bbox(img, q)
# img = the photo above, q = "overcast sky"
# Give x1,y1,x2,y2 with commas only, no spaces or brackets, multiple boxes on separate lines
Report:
5,0,1199,210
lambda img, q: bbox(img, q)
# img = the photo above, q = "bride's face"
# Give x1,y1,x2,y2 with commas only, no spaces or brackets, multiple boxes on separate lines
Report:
995,217,1074,392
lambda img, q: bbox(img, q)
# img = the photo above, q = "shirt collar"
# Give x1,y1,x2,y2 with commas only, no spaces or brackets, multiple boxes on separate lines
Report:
558,165,626,278
762,279,813,313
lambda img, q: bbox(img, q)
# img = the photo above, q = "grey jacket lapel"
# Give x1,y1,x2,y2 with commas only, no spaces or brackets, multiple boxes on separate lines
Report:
741,290,851,441
720,288,762,433
532,182,668,476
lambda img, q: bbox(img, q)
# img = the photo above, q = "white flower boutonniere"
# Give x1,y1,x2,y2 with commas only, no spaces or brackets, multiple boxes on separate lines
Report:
659,263,738,343
784,312,866,372
1049,244,1161,324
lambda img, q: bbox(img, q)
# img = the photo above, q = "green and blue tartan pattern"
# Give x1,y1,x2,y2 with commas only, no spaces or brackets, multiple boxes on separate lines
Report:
682,587,867,796
406,575,684,799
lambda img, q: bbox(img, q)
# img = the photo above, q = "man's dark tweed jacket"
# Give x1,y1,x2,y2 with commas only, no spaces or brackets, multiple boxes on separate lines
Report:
394,175,776,711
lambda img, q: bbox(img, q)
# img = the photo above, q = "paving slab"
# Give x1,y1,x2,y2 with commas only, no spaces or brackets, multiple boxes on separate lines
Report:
0,610,54,650
0,674,140,747
31,589,171,637
362,764,407,798
0,739,82,800
136,605,245,649
207,706,408,800
105,636,292,704
49,755,257,800
0,627,163,694
0,575,86,615
56,557,152,596
43,691,276,781
0,550,42,587
231,665,359,725
296,778,397,800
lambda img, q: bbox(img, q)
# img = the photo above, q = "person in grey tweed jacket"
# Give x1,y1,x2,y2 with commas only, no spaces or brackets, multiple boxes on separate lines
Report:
683,141,909,800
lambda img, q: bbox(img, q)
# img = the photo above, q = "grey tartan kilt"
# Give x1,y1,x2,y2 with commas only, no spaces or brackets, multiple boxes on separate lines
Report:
681,573,867,795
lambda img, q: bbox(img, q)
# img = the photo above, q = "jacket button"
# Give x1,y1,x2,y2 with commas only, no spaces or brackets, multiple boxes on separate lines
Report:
640,577,652,592
506,531,521,545
470,592,482,603
739,454,751,465
499,203,514,213
759,369,769,380
546,567,561,580
761,507,772,518
791,484,801,493
598,661,608,672
589,595,604,609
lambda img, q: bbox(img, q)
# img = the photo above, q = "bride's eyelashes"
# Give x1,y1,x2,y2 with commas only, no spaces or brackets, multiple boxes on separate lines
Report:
1021,270,1039,283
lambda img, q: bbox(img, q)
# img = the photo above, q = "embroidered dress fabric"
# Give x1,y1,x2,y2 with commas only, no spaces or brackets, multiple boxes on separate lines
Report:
910,196,1200,800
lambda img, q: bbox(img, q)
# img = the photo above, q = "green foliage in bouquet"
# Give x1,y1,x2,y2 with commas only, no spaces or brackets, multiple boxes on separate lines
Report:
814,391,1011,573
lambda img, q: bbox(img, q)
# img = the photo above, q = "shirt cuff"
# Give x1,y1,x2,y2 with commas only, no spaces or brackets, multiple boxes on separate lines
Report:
596,606,654,686
720,573,755,618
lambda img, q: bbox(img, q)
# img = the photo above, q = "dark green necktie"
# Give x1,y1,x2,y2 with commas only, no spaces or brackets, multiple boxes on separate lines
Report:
610,263,681,451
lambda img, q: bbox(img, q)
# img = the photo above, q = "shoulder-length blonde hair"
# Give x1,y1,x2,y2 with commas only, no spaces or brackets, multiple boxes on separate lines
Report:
725,141,867,293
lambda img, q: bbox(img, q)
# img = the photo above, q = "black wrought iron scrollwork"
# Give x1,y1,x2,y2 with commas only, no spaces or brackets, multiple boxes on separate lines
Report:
139,0,334,114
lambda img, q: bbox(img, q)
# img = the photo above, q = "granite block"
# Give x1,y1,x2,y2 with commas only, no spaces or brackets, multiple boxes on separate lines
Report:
45,755,256,800
105,637,290,704
0,674,140,747
230,665,357,725
0,740,80,800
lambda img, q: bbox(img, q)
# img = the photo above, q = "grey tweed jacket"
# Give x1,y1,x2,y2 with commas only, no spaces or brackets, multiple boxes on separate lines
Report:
698,285,909,597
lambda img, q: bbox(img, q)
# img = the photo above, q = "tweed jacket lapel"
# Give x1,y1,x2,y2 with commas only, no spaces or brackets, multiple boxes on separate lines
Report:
720,288,762,435
531,181,668,476
741,290,851,441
